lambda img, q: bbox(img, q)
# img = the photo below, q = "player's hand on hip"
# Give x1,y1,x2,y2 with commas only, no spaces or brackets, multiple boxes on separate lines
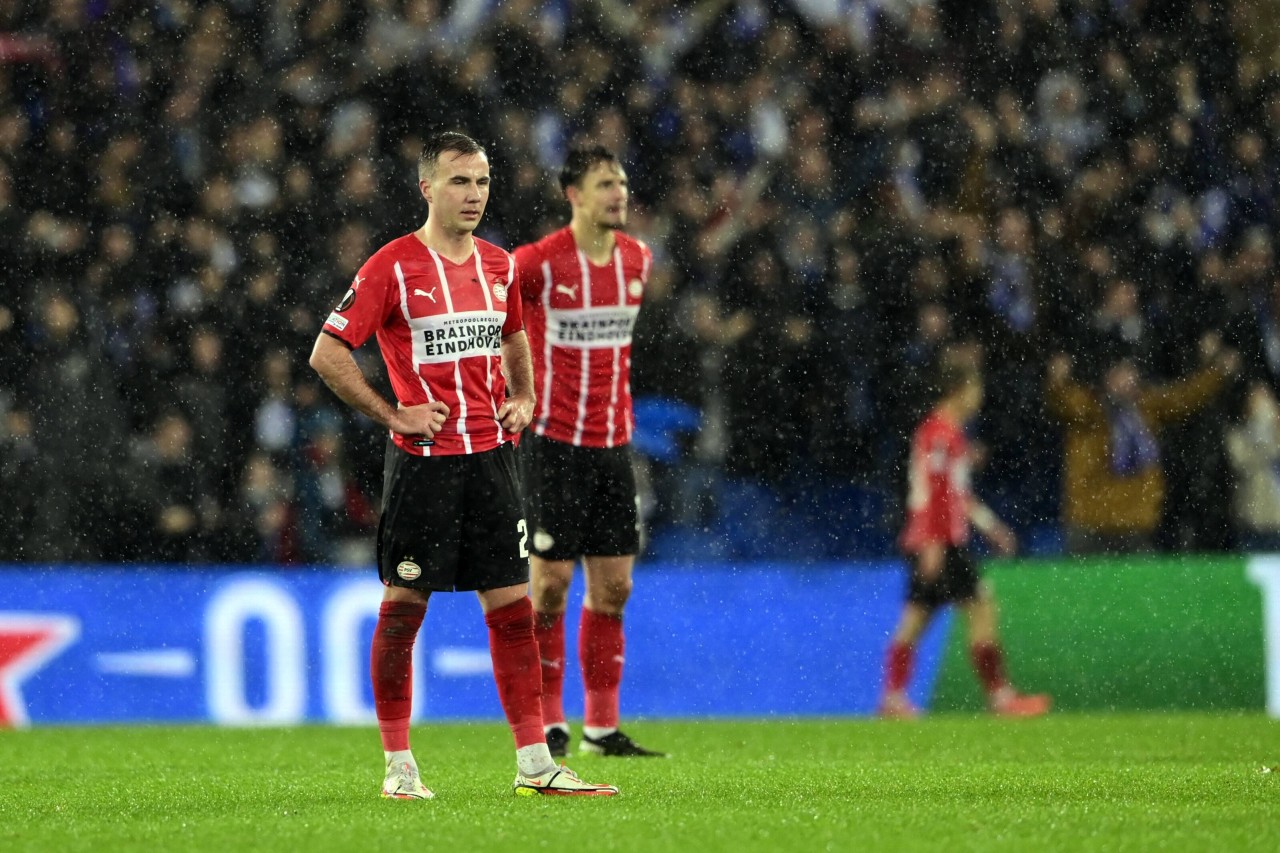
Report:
497,392,534,433
391,401,450,438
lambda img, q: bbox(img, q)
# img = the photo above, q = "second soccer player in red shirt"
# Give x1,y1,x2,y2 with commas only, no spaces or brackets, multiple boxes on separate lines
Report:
513,145,664,757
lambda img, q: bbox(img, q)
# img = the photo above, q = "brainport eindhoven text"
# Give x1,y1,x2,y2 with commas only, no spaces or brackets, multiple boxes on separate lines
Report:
420,322,503,357
552,314,636,345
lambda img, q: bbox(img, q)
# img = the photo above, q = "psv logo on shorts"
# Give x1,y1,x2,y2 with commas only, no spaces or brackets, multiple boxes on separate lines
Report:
396,560,422,581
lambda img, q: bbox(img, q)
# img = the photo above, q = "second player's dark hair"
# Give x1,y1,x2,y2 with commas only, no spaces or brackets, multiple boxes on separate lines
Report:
419,131,486,181
559,144,619,192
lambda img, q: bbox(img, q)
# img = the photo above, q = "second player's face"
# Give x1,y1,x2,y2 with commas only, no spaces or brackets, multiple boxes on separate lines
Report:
423,151,491,235
577,162,629,230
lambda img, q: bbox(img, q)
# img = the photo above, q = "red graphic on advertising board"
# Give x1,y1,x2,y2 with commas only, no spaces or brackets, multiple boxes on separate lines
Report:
0,614,80,727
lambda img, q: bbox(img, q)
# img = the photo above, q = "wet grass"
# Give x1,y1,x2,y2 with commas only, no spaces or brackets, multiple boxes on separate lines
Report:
1,714,1276,852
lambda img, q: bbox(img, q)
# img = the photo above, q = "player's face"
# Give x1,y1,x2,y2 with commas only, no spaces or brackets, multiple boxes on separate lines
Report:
573,161,629,230
421,151,491,235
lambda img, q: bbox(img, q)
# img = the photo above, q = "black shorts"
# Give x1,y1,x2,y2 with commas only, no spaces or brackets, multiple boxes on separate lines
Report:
907,546,981,609
376,441,529,592
518,433,640,561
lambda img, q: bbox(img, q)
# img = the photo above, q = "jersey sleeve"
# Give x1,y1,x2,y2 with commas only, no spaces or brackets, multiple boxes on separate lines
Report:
322,253,397,349
513,241,544,303
638,238,654,283
502,253,523,336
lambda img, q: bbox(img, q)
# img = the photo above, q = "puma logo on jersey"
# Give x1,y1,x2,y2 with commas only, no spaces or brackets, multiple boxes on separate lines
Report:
555,283,578,299
353,275,366,287
414,288,438,303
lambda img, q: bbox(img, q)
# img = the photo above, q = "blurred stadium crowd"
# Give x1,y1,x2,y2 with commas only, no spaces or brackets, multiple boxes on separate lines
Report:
3,0,1280,564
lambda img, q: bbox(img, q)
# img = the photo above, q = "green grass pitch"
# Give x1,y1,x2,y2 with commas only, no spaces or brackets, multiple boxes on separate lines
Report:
2,714,1277,852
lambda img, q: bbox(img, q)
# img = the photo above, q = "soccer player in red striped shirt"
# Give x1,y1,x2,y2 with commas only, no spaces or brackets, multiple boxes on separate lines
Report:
879,359,1051,718
310,132,617,798
513,145,664,757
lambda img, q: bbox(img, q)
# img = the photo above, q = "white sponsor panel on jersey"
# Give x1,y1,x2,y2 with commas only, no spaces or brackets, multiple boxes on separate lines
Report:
546,305,641,349
325,312,349,331
410,310,505,364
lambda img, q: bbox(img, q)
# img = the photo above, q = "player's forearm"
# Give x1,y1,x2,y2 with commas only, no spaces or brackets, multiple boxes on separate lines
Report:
501,331,535,402
309,333,399,430
968,502,999,536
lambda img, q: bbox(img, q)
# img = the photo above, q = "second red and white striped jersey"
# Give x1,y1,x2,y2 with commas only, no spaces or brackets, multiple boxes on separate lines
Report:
514,226,651,448
322,233,522,457
900,409,973,552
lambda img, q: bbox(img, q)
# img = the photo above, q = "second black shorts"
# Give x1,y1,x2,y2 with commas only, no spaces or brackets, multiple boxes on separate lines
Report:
907,546,981,608
518,432,640,561
376,441,530,592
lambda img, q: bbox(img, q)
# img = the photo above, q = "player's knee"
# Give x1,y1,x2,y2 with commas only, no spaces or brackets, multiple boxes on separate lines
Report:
592,575,632,613
531,565,572,608
532,581,567,610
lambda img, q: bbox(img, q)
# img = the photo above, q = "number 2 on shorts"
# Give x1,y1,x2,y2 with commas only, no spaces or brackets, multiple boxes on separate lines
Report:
516,519,529,558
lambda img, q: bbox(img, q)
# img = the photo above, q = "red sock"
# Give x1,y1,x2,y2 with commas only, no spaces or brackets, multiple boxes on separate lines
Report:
971,642,1008,695
534,611,566,725
485,597,545,749
580,608,624,729
885,641,915,693
371,600,426,752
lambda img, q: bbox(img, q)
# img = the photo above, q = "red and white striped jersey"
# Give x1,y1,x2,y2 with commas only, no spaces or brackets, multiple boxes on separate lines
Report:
322,233,523,457
514,226,650,448
900,409,973,552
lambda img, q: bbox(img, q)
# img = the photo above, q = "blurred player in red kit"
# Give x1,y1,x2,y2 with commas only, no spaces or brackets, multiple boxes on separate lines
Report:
310,131,617,798
879,359,1051,718
513,145,664,757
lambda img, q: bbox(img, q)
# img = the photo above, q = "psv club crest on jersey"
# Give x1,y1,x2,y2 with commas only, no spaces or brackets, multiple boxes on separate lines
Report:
492,279,508,302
